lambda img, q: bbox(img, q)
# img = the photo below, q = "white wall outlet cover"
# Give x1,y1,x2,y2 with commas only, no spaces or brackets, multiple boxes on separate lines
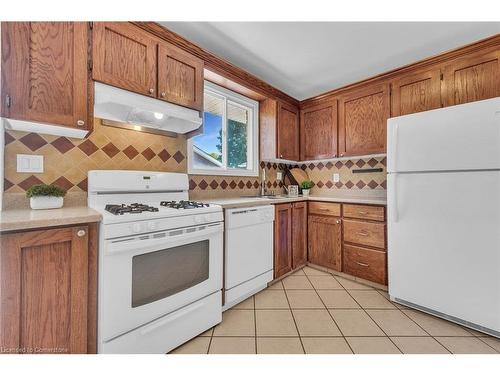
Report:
333,173,340,183
276,172,283,181
17,154,44,173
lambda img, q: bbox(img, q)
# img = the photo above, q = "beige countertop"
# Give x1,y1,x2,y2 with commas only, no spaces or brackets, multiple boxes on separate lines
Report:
204,192,387,209
0,206,102,233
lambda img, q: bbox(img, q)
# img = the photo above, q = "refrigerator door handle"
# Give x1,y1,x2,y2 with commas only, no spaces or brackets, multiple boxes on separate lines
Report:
390,174,398,223
391,122,399,172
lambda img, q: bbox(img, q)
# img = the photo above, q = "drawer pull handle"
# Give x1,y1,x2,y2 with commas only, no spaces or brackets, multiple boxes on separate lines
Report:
319,208,330,211
358,211,367,215
357,231,369,236
356,261,369,267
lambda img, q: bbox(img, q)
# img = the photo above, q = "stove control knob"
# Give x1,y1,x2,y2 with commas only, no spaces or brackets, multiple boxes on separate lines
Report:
132,223,142,233
147,222,157,231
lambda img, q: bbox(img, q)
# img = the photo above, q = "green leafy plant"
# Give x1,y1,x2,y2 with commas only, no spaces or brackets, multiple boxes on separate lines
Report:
301,180,312,190
26,184,66,198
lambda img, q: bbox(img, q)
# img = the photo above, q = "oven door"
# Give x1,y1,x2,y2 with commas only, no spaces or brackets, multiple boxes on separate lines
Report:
99,222,223,342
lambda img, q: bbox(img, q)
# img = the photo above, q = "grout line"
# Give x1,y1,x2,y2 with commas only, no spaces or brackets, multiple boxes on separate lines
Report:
282,274,306,354
253,295,257,354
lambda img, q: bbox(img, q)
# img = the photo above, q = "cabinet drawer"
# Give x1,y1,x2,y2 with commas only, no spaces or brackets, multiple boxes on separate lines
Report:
343,204,385,222
344,245,386,285
308,202,341,216
343,219,385,249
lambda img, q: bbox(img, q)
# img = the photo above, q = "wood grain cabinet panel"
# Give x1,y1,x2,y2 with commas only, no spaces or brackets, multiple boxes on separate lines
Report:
308,215,342,271
343,219,386,249
274,204,293,278
277,102,300,160
344,244,386,285
1,22,89,129
300,101,338,160
343,204,385,222
158,42,204,111
391,69,442,116
92,22,157,97
291,202,308,269
308,201,341,217
339,83,390,156
442,50,500,106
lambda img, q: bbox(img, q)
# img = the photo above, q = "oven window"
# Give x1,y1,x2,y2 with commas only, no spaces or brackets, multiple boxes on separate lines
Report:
131,240,209,308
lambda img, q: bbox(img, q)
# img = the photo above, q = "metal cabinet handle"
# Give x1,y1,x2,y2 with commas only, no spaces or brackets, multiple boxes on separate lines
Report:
336,220,341,224
357,231,369,236
319,208,329,211
161,92,166,97
149,88,154,94
77,229,86,237
340,153,344,157
358,211,368,215
76,120,85,126
356,261,369,267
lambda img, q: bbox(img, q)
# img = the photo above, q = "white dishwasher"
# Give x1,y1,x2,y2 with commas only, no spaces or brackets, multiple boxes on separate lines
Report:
223,205,274,310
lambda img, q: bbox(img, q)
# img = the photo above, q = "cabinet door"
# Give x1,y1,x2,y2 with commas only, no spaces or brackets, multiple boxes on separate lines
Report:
292,202,307,269
1,22,89,129
300,100,338,160
442,50,500,107
0,226,89,354
277,102,299,160
338,83,390,156
391,69,442,116
274,203,292,278
92,22,157,97
158,42,204,111
308,215,342,271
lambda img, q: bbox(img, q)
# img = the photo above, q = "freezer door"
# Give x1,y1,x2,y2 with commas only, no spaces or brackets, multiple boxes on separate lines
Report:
387,97,500,173
388,171,500,332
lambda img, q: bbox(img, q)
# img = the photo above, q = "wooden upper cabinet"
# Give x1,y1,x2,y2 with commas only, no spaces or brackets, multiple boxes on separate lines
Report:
277,102,300,160
1,22,89,129
274,203,292,278
291,201,308,269
158,42,204,111
338,83,390,157
0,226,90,354
442,49,500,107
300,100,338,160
308,215,342,271
391,69,442,116
92,22,157,97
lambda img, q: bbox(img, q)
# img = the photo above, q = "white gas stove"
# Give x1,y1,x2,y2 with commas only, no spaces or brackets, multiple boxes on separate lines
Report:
88,170,223,353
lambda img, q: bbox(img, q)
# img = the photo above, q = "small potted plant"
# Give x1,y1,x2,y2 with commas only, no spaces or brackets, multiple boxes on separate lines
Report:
301,180,312,197
26,184,66,210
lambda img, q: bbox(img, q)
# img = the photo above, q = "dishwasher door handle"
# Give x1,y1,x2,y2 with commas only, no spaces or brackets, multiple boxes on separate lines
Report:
231,208,258,215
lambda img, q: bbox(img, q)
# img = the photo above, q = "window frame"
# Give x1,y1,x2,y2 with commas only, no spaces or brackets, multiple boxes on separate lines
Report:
188,80,259,177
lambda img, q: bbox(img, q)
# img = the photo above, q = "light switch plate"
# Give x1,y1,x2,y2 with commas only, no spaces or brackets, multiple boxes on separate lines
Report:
333,173,340,183
277,172,283,181
17,154,44,173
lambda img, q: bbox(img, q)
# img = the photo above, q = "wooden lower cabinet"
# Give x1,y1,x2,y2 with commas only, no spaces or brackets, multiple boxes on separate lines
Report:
344,244,386,285
307,214,342,271
291,202,307,268
0,224,98,354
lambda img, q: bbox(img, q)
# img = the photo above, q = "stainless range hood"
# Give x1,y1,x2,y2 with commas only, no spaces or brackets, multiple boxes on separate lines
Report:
94,82,203,137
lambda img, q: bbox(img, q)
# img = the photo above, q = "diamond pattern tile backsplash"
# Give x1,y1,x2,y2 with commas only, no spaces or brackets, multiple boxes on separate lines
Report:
3,118,386,201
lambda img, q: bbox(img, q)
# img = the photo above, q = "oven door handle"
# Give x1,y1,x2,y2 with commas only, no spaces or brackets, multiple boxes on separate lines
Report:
106,222,223,255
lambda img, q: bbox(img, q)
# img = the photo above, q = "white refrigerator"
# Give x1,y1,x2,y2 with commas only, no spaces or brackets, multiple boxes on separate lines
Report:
387,97,500,337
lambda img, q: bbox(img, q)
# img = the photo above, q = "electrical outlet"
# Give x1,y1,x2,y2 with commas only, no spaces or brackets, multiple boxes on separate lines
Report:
333,173,340,183
276,172,283,181
17,154,44,173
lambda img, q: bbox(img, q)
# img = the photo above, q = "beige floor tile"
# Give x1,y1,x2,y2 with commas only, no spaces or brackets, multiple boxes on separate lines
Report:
402,310,472,336
170,337,210,354
199,328,213,337
208,337,256,354
282,275,314,289
366,310,428,336
254,289,289,309
231,296,254,309
292,309,342,337
349,290,396,309
435,337,497,354
291,268,306,275
390,337,450,354
256,310,298,336
478,337,500,353
329,309,385,336
267,280,284,290
346,337,400,354
213,309,255,336
317,290,360,309
303,266,329,276
257,337,304,354
308,275,343,289
302,337,353,354
464,327,489,337
286,290,325,309
335,276,373,290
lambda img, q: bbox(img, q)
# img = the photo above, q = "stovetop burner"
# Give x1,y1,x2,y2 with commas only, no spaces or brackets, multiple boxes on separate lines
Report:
160,200,210,209
105,203,159,215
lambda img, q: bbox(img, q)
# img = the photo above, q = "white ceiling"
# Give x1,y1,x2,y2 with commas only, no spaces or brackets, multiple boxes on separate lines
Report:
161,22,499,100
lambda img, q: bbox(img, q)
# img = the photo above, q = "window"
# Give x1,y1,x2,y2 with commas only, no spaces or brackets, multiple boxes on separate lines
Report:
188,81,259,176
